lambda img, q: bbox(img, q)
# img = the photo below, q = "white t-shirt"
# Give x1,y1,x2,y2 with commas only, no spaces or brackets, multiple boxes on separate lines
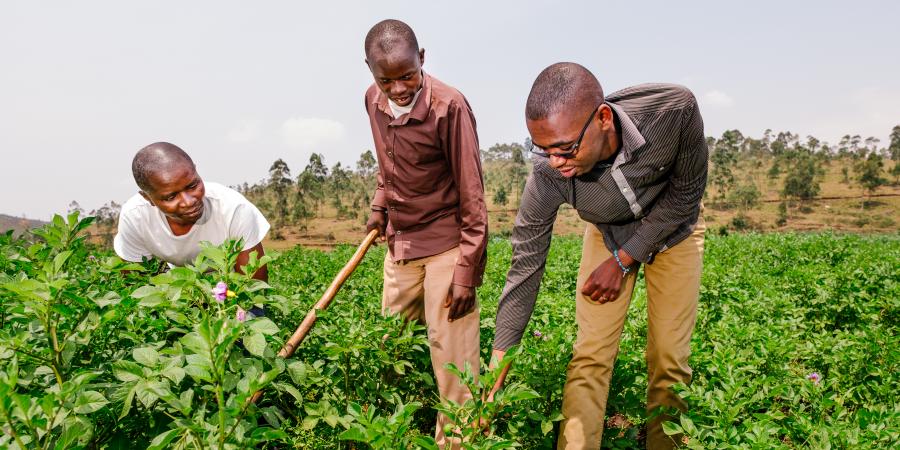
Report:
388,89,421,119
113,182,270,266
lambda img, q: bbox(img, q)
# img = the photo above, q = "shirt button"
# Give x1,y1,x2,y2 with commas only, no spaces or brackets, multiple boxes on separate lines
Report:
388,152,393,157
622,188,629,193
387,180,392,184
396,231,402,235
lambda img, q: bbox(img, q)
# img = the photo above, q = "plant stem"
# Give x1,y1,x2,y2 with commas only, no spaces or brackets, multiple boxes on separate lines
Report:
0,406,29,450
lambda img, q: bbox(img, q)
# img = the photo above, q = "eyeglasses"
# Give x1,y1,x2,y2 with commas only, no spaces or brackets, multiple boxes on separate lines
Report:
527,103,603,159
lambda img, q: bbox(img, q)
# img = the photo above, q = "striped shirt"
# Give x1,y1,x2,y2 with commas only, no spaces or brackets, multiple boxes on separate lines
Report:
493,83,708,350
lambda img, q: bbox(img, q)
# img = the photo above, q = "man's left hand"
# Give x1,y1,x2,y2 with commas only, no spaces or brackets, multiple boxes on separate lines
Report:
581,250,636,303
444,284,477,321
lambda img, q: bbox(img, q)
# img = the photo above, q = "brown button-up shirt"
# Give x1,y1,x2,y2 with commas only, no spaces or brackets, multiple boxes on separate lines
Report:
365,73,488,287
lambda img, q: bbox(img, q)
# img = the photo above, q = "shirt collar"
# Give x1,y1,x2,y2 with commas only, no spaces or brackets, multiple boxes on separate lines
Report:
607,101,646,155
373,72,433,126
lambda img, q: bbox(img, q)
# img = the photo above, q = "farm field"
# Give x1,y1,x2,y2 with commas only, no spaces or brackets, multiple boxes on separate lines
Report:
1,214,898,449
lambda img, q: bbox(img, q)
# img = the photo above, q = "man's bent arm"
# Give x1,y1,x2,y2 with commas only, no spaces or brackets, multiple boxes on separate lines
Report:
493,167,564,351
620,97,708,263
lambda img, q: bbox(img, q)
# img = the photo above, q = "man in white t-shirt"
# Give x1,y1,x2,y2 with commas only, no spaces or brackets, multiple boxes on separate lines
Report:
114,142,271,280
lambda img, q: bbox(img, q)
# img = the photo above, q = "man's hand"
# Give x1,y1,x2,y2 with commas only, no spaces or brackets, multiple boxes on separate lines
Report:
581,250,636,304
365,209,387,242
444,283,476,321
485,348,509,402
236,242,268,282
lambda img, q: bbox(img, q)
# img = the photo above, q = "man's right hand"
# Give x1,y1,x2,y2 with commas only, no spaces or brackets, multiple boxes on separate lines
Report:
486,348,510,402
366,209,387,242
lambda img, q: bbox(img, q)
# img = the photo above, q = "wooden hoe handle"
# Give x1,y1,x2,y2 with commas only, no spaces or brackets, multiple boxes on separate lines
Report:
249,229,380,404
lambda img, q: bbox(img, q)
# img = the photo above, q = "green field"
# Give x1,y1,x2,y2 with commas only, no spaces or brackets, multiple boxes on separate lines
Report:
1,215,898,449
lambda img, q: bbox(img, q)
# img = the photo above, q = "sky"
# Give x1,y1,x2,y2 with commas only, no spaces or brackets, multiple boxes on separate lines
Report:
2,1,899,220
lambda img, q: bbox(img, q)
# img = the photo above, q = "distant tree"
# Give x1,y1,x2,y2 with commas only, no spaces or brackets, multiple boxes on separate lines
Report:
776,201,788,226
890,161,900,185
854,151,887,199
300,153,329,214
767,160,781,179
889,125,900,161
781,151,820,205
728,176,761,211
330,162,353,218
770,131,798,156
493,186,508,207
710,130,742,204
67,200,84,216
267,159,292,226
356,150,377,179
90,201,122,246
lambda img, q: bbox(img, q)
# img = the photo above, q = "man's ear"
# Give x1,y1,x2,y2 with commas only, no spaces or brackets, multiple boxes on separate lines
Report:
418,48,425,66
139,191,154,206
598,104,614,131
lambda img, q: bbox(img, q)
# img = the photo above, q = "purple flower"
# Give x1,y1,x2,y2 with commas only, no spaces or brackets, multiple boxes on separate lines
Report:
807,372,821,384
532,330,543,338
87,255,97,261
236,306,247,323
212,281,228,302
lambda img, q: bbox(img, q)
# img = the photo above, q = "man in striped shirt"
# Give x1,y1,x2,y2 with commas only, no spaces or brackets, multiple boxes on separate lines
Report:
489,63,708,449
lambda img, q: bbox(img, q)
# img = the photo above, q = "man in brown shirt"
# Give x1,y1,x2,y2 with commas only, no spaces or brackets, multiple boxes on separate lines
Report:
362,19,488,447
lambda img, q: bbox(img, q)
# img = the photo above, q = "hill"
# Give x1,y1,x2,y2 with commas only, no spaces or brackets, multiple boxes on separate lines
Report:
0,214,48,235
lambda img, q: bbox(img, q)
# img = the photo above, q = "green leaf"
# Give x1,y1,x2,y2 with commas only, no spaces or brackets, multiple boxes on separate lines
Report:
244,332,267,357
338,427,367,441
301,416,319,430
112,361,144,382
287,361,307,385
541,419,553,435
412,436,439,450
273,382,304,402
662,420,684,436
248,317,279,335
146,429,179,450
133,347,159,367
92,291,121,308
52,250,73,273
74,390,108,414
54,417,88,450
130,285,158,299
680,415,698,435
161,366,185,385
119,385,137,420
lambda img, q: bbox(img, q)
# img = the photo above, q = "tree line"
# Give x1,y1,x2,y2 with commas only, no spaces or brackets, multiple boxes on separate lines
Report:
69,125,900,240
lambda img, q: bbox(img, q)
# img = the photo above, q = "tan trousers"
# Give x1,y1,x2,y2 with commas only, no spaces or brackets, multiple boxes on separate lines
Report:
382,246,480,448
558,220,705,450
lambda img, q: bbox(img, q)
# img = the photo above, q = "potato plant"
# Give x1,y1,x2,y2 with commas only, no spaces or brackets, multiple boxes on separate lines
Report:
1,214,898,449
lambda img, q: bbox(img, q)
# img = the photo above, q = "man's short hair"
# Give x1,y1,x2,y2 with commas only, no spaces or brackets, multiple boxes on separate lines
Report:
364,19,419,58
526,62,604,120
132,142,195,192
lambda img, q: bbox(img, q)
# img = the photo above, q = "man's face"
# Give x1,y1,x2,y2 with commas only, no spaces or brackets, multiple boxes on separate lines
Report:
526,104,616,178
366,47,425,107
140,162,206,225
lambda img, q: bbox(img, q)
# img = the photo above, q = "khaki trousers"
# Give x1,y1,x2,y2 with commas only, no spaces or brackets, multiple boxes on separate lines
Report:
558,220,705,450
382,246,480,448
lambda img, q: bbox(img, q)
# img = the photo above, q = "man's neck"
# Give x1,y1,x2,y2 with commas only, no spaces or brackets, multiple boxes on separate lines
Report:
165,216,194,236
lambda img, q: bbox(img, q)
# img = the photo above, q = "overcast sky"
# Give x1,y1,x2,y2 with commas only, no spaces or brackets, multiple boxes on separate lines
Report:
2,1,898,220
